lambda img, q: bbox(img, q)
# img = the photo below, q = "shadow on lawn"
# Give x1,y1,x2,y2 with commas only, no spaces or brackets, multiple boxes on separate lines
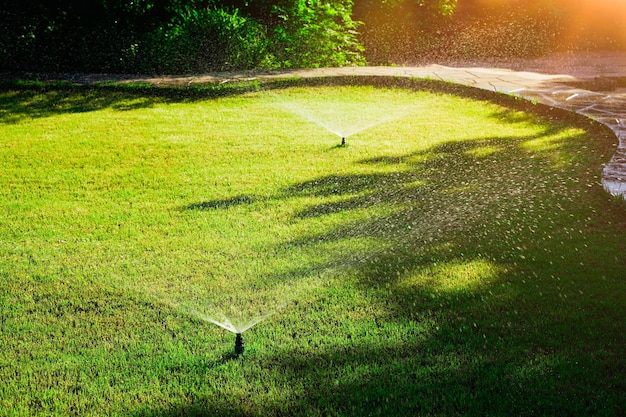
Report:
1,75,565,125
136,116,626,416
0,86,157,124
0,76,252,123
183,194,260,211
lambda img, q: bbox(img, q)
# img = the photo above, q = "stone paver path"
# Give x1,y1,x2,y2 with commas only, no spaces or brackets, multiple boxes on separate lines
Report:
25,52,626,197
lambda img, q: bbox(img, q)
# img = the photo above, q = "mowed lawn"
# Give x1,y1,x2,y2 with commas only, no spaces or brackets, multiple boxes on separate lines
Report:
0,79,625,416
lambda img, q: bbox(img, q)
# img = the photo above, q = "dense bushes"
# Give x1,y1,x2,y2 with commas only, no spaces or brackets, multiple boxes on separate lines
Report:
1,0,624,73
135,1,364,72
270,0,363,68
137,8,270,73
0,0,364,73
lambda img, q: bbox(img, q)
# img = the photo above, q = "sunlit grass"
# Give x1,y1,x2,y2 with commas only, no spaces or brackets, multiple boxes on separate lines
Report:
1,80,625,416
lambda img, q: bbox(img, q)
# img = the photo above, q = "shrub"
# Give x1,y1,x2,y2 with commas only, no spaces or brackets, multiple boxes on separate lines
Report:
267,0,365,68
137,8,270,73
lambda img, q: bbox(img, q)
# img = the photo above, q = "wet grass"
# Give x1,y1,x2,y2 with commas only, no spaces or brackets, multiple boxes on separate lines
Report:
1,80,625,416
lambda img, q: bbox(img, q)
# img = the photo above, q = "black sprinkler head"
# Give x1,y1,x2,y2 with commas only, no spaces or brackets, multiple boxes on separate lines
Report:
235,333,245,355
341,137,346,147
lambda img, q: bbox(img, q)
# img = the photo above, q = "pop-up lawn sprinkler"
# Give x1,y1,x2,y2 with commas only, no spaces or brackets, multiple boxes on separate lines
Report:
234,333,245,355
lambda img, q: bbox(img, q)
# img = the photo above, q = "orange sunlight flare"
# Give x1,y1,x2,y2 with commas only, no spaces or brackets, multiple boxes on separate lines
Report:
464,0,626,49
558,0,626,49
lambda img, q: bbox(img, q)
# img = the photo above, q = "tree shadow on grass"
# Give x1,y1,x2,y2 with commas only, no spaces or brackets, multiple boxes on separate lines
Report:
0,80,269,124
183,194,260,211
1,75,565,125
281,127,625,416
134,117,626,416
0,86,158,124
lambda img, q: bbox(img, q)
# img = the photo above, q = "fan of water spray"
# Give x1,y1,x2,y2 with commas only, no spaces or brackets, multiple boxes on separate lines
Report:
269,86,425,146
179,304,280,334
114,256,332,355
178,302,284,354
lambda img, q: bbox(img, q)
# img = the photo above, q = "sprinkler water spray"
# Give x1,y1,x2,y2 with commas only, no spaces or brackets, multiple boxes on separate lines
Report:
181,302,285,355
235,333,245,355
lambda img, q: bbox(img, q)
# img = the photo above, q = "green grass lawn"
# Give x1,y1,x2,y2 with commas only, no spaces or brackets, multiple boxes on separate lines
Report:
1,78,625,416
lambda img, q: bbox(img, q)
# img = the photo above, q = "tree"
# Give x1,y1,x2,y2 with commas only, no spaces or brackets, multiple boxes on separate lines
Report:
268,0,364,68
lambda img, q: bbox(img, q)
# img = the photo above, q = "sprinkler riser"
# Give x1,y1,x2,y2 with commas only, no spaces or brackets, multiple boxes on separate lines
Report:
235,333,245,354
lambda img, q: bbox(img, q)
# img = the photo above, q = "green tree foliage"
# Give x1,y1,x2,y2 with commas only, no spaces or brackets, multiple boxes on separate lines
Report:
3,0,620,72
269,0,364,68
222,0,365,68
0,0,364,73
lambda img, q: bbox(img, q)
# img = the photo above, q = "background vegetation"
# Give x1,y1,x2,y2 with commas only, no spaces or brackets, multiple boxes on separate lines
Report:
354,0,626,64
1,0,625,73
0,0,364,73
